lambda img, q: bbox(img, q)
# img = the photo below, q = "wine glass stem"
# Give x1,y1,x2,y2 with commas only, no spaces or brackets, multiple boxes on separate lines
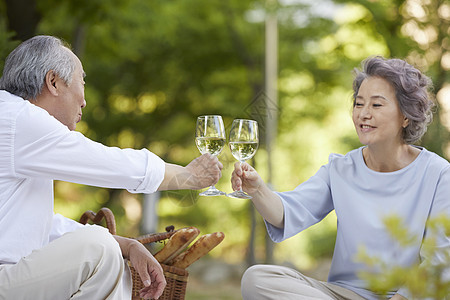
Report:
239,160,245,193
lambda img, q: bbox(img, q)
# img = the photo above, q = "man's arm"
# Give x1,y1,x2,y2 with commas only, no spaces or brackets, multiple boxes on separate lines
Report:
114,235,166,300
157,153,223,191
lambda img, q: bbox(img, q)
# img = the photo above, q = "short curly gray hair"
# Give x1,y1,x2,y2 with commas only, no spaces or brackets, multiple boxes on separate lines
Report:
0,35,75,100
352,56,434,144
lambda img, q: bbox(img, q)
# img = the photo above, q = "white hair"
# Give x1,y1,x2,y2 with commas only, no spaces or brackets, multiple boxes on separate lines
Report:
0,35,75,100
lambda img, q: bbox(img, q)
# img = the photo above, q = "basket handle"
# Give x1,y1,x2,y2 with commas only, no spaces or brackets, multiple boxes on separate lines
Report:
136,225,176,244
79,207,117,235
79,208,177,243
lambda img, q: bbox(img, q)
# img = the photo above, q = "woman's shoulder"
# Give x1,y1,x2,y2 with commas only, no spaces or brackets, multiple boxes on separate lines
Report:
327,147,362,165
419,147,450,172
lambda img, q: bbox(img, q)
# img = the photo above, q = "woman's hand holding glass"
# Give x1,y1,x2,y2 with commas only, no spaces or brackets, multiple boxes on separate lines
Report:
227,119,259,199
230,161,263,195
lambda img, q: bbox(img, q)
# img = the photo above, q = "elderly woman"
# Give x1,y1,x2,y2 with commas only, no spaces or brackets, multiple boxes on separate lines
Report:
232,56,450,299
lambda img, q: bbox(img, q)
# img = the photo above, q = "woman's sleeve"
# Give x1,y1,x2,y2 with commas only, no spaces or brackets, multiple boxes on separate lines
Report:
266,162,335,243
13,103,165,193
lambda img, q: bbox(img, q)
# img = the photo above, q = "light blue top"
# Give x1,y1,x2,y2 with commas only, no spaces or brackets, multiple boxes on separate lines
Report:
266,146,450,299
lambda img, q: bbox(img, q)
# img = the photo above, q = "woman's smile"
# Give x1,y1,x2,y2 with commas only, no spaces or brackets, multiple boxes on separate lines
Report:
352,76,406,147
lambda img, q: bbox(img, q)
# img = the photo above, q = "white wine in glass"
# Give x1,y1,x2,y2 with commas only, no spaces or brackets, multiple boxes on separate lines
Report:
227,119,259,199
195,115,226,196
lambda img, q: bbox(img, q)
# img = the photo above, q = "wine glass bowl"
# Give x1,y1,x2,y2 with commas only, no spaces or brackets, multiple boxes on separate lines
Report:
195,137,225,157
195,115,226,196
229,141,259,162
227,119,259,199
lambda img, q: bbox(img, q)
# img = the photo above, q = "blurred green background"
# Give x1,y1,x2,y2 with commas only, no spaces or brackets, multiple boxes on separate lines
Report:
1,0,449,298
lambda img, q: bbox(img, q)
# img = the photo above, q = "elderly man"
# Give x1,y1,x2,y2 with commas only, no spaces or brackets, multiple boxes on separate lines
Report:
0,35,223,299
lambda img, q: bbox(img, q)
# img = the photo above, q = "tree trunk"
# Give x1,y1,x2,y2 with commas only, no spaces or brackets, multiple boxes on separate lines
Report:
246,201,257,266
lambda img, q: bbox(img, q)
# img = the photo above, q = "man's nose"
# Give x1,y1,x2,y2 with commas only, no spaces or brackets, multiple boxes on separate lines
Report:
81,99,86,108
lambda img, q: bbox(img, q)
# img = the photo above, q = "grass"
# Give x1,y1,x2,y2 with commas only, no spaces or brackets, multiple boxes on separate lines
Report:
185,277,242,300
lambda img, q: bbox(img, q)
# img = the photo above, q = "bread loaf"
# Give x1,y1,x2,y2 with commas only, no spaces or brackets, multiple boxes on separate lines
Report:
154,227,200,264
170,232,225,269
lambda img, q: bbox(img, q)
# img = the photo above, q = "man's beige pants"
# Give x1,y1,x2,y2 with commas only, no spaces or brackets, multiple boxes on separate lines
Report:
241,264,367,300
0,226,132,299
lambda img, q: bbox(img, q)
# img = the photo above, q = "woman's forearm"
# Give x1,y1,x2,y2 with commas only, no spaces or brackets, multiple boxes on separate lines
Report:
250,184,284,228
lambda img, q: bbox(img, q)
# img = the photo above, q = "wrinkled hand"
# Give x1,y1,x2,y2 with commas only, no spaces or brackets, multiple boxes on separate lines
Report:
185,153,223,189
230,162,264,195
127,241,166,299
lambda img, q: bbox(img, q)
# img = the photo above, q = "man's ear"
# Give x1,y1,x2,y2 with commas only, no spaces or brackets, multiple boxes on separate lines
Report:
44,70,59,96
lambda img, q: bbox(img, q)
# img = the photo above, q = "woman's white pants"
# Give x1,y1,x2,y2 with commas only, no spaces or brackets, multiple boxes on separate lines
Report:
241,264,366,300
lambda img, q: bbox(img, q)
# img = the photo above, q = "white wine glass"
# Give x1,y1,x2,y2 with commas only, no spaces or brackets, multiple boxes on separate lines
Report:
227,119,259,199
195,115,226,196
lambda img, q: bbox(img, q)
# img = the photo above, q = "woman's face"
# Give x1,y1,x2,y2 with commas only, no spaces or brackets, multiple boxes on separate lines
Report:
352,76,408,147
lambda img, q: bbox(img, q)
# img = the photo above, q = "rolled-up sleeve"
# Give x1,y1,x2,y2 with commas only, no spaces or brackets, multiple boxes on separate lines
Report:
130,149,165,194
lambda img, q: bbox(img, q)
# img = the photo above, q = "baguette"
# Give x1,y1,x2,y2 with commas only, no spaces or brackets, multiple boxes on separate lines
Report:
154,227,200,264
170,232,225,269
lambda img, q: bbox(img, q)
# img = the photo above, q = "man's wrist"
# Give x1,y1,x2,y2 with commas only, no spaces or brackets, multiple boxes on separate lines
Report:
122,238,141,259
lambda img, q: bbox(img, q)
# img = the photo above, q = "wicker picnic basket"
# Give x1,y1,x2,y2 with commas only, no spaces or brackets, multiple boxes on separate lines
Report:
80,208,188,300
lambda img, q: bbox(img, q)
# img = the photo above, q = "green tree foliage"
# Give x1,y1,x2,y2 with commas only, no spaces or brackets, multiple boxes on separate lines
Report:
35,0,265,153
357,215,450,299
0,3,19,70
